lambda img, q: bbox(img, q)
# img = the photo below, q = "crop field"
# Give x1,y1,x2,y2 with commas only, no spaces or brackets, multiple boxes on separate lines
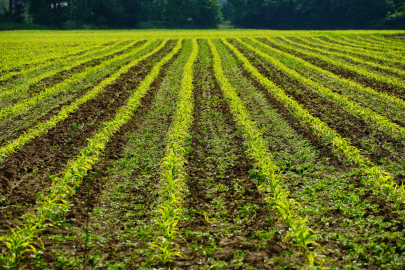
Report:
0,30,405,269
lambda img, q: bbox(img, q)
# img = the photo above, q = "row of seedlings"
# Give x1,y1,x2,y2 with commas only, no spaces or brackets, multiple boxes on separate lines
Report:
245,37,405,126
216,38,405,269
0,39,179,268
0,40,164,159
27,39,193,269
221,38,405,225
0,41,115,83
0,39,101,75
274,37,405,90
0,40,160,144
0,40,131,97
0,40,150,119
235,39,405,144
0,41,165,144
297,36,405,69
147,39,198,268
0,39,183,268
172,39,291,269
209,39,329,268
326,35,405,54
287,36,405,79
264,37,405,100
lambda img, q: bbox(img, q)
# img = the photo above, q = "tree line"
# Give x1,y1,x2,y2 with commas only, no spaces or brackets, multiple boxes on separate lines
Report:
223,0,405,29
2,0,404,29
2,0,221,28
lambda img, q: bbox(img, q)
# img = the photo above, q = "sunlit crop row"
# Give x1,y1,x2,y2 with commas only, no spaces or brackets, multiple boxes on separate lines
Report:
0,41,135,99
222,38,405,219
237,38,405,142
0,40,163,159
150,39,198,264
0,41,160,125
272,37,405,91
0,39,181,266
0,31,404,269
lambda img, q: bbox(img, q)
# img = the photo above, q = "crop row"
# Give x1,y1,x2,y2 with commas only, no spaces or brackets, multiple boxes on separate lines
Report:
221,38,405,218
209,38,328,267
0,40,157,126
150,39,198,265
0,40,164,160
244,38,405,123
326,35,405,54
272,37,405,92
297,36,405,68
0,40,136,101
237,39,405,143
0,39,103,74
0,34,404,269
0,39,182,266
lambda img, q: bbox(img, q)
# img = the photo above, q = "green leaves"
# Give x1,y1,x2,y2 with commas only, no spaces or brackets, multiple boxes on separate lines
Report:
208,38,325,267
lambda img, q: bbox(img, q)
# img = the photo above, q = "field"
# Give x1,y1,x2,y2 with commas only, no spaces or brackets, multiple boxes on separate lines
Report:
0,30,405,269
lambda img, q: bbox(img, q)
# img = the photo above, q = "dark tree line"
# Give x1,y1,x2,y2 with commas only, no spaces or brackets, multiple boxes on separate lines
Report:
4,0,221,28
225,0,405,29
4,0,404,29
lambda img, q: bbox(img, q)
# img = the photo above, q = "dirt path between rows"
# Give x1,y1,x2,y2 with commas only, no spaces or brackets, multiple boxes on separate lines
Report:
0,41,175,234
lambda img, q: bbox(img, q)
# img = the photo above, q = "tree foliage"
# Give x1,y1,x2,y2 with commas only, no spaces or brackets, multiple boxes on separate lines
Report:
225,0,405,29
21,0,220,28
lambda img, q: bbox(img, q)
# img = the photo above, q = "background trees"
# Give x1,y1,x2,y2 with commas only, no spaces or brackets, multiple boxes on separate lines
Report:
223,0,405,29
1,0,403,29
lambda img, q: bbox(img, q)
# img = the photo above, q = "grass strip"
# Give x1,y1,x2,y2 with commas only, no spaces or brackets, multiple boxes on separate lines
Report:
0,39,182,268
149,39,197,266
0,40,150,123
237,38,405,142
209,39,329,267
0,40,160,160
221,38,405,220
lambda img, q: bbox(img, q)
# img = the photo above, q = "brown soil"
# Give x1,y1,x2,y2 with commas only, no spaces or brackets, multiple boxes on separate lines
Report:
0,41,149,146
225,41,349,171
231,40,405,171
259,38,405,101
225,41,405,269
0,41,176,233
318,36,405,54
289,37,405,70
169,39,293,270
24,41,184,270
286,37,405,81
25,41,146,98
386,34,405,40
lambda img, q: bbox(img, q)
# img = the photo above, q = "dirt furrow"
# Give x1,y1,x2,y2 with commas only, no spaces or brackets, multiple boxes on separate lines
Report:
171,39,292,270
231,40,405,183
24,41,146,98
259,38,405,100
24,40,187,270
0,41,176,233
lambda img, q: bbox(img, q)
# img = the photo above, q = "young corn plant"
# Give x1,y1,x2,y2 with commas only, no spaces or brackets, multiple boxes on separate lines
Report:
0,39,183,267
150,39,198,266
208,38,327,267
